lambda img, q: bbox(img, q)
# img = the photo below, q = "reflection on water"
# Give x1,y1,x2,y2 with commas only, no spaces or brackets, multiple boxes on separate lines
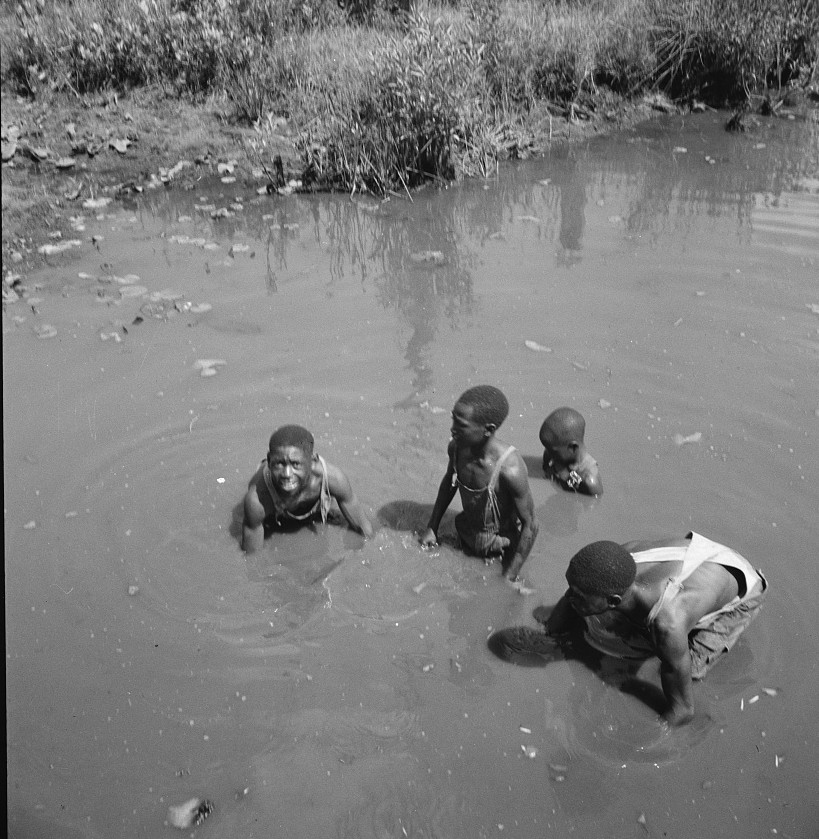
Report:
5,110,819,839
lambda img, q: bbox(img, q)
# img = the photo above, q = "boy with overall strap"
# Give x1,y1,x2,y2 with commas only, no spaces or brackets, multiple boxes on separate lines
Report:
493,533,767,725
242,424,373,554
419,386,538,583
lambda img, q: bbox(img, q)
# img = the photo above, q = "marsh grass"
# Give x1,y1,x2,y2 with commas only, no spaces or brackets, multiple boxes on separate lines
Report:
3,0,817,192
650,0,819,101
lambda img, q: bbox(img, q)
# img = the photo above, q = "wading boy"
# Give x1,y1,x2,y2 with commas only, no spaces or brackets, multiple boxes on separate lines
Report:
540,406,602,496
495,533,767,726
419,385,538,582
242,425,374,554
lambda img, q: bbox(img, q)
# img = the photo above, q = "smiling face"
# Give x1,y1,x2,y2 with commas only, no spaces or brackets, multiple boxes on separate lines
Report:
267,445,312,496
451,402,492,448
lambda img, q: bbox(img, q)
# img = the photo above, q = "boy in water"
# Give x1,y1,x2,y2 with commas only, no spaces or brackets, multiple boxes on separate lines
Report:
494,533,767,726
419,385,538,582
242,424,374,554
539,407,602,496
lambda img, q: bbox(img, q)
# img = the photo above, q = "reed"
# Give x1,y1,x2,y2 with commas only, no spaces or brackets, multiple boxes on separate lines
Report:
3,0,816,190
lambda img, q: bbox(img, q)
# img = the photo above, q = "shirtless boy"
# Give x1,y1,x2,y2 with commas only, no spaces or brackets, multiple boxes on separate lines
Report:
501,533,767,726
419,386,538,582
242,425,374,553
539,407,602,496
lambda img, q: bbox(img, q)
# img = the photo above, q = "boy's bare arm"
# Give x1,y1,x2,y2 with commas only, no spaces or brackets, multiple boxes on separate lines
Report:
502,456,539,580
579,469,603,496
326,464,374,537
242,488,266,554
420,473,457,547
652,612,696,725
540,590,578,634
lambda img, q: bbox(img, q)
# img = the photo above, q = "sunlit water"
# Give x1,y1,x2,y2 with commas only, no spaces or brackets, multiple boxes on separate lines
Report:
5,111,818,838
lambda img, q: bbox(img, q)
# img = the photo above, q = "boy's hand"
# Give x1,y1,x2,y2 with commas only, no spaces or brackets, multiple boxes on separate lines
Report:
419,528,438,549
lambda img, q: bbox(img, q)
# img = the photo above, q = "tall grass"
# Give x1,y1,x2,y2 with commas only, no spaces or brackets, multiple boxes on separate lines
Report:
3,0,817,191
650,0,818,100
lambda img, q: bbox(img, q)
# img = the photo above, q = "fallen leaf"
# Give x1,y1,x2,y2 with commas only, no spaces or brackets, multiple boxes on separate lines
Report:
110,137,130,154
82,197,112,209
194,358,227,370
54,157,76,169
1,140,17,161
25,145,50,161
37,239,82,255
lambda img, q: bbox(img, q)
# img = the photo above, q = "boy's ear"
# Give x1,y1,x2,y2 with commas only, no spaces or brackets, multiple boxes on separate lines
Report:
484,423,498,435
569,440,581,452
607,593,622,608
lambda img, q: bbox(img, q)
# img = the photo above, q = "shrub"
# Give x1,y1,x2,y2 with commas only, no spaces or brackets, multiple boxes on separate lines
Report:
294,8,490,193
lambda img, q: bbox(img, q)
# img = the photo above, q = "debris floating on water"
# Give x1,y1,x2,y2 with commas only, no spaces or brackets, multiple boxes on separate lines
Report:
23,520,36,530
193,359,227,378
673,431,702,446
762,687,779,697
521,745,537,759
128,585,139,596
524,339,552,353
598,398,611,409
167,798,213,830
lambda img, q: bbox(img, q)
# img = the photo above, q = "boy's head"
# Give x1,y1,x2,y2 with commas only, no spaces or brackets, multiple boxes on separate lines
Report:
565,540,635,614
268,425,314,458
540,407,586,466
266,425,315,496
455,385,509,428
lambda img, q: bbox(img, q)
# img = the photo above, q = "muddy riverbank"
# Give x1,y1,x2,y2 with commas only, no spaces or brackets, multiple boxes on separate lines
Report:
2,83,675,282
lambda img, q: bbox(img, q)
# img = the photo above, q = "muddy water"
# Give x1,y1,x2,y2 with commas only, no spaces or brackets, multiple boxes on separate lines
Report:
5,111,818,838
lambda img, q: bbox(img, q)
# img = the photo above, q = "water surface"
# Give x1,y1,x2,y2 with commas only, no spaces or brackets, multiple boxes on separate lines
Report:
5,110,819,838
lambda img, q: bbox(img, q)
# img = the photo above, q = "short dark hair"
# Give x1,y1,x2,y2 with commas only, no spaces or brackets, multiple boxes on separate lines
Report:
566,540,636,597
542,407,585,441
268,425,314,456
456,385,509,427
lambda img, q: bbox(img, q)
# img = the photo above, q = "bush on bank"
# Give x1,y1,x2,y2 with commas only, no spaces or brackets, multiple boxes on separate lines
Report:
3,0,817,193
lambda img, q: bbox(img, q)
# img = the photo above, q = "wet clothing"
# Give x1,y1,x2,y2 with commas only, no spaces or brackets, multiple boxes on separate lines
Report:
261,454,332,528
452,443,517,558
583,532,767,678
544,450,599,493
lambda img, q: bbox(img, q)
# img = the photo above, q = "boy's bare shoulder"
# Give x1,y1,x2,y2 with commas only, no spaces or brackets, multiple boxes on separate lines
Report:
499,445,531,482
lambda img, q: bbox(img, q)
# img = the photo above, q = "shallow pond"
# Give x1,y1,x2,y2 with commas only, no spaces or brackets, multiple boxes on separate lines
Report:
5,110,819,839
